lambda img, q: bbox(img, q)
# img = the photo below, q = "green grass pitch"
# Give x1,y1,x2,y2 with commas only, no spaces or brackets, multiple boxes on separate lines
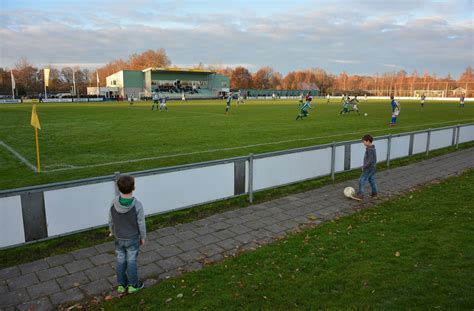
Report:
1,98,473,190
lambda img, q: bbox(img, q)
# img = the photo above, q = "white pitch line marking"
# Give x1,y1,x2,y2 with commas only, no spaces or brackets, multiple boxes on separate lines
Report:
0,141,38,172
42,119,473,173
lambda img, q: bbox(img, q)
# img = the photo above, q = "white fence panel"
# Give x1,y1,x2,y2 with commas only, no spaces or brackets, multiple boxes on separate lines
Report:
44,182,115,236
254,148,332,191
1,124,473,249
334,146,345,172
135,164,234,215
413,132,428,154
0,196,25,247
350,143,365,169
458,125,474,143
390,135,410,160
429,129,453,150
374,138,388,163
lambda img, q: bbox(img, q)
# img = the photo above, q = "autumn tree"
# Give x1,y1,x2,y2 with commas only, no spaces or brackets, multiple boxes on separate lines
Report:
252,66,274,89
97,49,171,86
0,68,13,95
459,66,474,82
129,48,171,70
230,66,253,89
270,71,282,89
14,57,40,95
282,71,297,89
310,68,334,94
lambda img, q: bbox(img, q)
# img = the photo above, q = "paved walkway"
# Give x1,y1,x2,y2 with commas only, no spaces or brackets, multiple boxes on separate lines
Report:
1,148,473,310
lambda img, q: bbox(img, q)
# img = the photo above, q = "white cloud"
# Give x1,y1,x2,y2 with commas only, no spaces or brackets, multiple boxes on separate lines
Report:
0,0,472,77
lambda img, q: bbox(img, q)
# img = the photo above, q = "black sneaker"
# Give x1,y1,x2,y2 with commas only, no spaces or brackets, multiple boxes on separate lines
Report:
369,193,378,198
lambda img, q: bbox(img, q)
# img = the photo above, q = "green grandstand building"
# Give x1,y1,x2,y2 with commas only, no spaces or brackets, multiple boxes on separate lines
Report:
106,67,230,99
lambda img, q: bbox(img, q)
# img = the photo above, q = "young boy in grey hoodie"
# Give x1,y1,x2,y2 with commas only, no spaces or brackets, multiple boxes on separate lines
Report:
355,135,378,200
109,175,146,294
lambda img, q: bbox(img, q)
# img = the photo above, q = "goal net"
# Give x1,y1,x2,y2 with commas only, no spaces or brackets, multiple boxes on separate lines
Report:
413,90,445,97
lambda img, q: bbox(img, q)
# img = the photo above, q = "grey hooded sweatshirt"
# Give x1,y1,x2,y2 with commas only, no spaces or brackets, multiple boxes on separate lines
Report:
108,196,147,240
363,145,377,171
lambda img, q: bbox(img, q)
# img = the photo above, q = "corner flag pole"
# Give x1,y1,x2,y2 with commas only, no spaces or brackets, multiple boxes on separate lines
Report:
35,127,41,173
31,104,42,174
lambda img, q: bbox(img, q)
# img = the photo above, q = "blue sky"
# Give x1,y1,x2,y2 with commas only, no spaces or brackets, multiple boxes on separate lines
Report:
1,0,473,77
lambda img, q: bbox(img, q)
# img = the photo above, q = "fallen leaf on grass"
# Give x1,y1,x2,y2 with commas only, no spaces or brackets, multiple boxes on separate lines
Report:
104,295,113,301
177,293,183,298
165,298,173,303
395,251,400,257
307,215,318,221
66,304,81,311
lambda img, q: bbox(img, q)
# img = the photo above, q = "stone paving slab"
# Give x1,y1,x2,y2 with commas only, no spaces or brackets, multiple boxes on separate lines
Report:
0,148,473,310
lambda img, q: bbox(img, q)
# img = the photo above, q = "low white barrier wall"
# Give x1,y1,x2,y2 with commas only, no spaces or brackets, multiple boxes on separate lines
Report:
459,125,474,143
0,196,24,247
0,124,472,249
135,163,235,215
44,181,116,236
413,133,428,154
253,147,332,191
0,99,21,104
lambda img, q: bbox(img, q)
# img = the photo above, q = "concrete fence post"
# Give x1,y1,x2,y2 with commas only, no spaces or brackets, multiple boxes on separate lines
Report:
248,154,254,203
386,134,392,168
426,129,431,156
451,126,457,147
408,133,414,155
455,125,461,149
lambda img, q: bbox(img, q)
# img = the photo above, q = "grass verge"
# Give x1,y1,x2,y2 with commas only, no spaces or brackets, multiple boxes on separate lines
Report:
0,142,473,269
95,169,474,310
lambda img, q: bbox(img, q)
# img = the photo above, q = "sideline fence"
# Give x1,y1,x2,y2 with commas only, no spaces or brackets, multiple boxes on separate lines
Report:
1,124,473,249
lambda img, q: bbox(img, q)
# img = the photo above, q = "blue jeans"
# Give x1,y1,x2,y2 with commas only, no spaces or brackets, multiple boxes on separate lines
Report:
358,167,378,195
115,238,140,287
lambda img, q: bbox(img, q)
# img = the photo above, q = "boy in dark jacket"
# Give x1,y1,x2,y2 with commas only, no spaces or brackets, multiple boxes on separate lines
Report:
355,135,378,200
109,175,147,294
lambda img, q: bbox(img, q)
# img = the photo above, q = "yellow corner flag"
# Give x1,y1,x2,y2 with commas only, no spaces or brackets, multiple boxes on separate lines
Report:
31,104,41,173
31,104,41,130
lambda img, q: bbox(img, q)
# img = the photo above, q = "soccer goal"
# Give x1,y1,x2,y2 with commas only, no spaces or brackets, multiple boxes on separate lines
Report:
414,90,445,97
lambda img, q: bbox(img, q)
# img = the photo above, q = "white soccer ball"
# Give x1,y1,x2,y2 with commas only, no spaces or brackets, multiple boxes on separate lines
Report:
364,113,368,117
344,187,356,198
